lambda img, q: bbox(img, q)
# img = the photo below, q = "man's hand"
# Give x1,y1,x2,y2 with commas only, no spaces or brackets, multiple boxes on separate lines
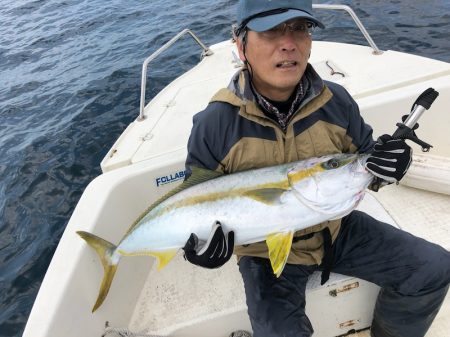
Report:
365,134,412,183
183,221,234,269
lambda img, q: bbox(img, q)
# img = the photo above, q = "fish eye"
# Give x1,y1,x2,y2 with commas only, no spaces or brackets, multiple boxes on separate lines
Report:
322,158,340,170
329,159,339,168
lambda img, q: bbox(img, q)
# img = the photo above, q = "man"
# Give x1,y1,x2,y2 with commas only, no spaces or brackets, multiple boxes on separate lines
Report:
182,1,450,336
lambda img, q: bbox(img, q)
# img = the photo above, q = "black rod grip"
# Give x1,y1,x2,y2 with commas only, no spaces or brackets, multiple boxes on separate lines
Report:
413,88,439,110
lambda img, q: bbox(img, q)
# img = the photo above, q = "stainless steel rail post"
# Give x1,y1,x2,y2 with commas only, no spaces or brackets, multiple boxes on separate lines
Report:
138,29,213,121
313,4,383,55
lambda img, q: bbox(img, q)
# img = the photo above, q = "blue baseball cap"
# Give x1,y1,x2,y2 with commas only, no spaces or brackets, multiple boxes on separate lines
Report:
237,0,325,32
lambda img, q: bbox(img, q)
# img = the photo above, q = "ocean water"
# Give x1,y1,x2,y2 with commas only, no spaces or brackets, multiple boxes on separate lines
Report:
0,0,449,336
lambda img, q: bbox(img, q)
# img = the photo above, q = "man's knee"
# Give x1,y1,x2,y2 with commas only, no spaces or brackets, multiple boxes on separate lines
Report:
338,211,450,295
397,238,450,295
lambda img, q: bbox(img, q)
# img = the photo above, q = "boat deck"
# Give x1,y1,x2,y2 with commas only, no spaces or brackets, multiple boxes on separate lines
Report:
363,185,450,337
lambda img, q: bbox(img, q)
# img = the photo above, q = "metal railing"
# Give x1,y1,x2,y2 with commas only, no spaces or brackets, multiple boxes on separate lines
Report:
313,4,382,55
137,5,381,121
138,29,213,121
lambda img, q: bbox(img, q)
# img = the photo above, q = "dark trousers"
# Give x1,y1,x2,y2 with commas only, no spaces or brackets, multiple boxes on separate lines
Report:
239,211,450,337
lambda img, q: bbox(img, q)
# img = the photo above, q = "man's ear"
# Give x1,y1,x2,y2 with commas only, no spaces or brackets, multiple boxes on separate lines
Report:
236,37,247,63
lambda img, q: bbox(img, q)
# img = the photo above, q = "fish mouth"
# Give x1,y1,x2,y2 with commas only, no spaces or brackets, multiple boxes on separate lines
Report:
356,154,371,172
276,60,298,68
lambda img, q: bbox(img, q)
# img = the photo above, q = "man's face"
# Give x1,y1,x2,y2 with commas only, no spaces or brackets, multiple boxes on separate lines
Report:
237,19,312,101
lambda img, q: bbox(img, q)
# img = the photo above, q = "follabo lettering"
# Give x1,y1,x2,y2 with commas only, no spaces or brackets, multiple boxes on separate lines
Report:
156,170,186,187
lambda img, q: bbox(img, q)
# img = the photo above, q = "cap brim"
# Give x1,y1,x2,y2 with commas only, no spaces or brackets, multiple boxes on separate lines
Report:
247,9,325,32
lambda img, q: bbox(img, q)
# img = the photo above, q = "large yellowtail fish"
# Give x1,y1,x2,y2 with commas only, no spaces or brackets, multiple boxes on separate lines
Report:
78,153,373,311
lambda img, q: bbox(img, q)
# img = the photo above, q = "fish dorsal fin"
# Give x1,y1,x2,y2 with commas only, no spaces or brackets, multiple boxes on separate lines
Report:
243,188,288,205
186,166,223,185
266,231,293,277
152,167,223,207
124,167,223,237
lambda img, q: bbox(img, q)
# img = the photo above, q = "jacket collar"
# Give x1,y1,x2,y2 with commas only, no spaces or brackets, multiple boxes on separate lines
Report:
210,63,331,125
224,64,325,114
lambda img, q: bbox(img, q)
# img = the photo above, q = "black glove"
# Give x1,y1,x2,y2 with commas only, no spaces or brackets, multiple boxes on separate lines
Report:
365,134,412,183
183,221,234,269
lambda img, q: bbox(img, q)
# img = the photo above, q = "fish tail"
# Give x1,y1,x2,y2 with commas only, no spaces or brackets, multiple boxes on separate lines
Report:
77,231,119,312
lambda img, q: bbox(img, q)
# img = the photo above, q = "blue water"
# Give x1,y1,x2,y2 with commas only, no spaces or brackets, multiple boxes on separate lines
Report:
0,1,449,336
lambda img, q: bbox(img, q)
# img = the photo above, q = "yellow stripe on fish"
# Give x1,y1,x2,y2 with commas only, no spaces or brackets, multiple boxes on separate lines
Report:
147,180,292,221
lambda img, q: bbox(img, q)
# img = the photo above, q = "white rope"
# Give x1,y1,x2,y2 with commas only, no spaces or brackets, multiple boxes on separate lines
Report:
102,322,252,337
102,322,168,337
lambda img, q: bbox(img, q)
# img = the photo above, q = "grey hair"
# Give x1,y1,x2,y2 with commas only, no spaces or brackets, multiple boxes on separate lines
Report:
231,24,247,44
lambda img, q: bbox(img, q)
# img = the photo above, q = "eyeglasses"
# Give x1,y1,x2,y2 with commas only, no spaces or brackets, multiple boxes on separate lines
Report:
258,21,316,40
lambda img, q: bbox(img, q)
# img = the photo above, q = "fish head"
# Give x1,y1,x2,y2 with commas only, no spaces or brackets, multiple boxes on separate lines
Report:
287,154,373,215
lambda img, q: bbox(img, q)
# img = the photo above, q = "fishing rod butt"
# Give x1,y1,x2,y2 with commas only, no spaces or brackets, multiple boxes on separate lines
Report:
414,87,439,110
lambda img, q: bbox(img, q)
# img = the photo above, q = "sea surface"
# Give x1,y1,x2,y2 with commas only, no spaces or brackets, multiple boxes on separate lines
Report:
0,1,449,336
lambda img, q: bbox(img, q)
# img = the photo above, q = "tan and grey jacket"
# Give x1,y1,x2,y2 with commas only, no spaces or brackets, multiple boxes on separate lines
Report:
185,64,374,266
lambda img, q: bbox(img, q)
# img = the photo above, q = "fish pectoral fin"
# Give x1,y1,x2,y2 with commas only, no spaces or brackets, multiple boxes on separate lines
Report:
266,231,294,277
243,188,288,205
188,166,224,182
149,250,178,271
